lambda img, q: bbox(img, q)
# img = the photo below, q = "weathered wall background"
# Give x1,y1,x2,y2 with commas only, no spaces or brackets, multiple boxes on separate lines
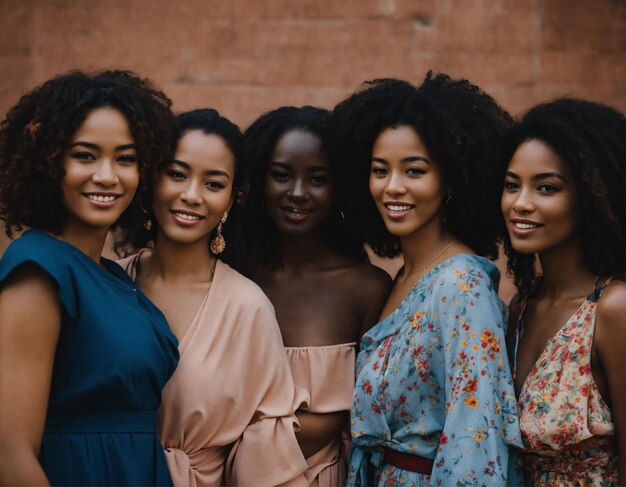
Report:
1,0,624,128
0,0,624,298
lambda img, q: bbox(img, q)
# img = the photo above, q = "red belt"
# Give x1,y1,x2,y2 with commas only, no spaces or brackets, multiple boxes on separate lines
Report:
383,447,434,474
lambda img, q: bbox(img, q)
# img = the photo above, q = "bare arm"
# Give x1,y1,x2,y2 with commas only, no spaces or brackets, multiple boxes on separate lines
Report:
295,410,349,458
594,282,626,478
0,264,61,485
358,265,393,338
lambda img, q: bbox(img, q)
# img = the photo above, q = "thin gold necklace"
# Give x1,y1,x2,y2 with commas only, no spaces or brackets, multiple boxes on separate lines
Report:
415,240,458,276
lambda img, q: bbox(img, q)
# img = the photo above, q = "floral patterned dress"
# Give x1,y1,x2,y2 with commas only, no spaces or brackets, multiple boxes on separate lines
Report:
511,280,619,486
349,254,523,487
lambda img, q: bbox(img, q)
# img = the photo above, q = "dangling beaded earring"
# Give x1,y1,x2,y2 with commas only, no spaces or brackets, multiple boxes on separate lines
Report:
210,211,228,254
142,206,153,231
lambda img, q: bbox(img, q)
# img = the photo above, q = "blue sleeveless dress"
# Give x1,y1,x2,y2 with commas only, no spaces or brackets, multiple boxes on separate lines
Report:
0,230,179,486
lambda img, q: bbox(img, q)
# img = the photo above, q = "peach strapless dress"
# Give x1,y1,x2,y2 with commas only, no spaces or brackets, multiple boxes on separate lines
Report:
286,343,356,487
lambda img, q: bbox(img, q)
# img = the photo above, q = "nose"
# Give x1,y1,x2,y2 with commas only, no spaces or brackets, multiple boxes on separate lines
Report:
384,171,407,197
511,188,535,214
91,159,119,187
180,180,202,206
287,177,309,202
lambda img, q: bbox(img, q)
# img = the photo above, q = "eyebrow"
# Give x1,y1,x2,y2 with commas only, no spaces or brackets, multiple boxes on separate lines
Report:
269,162,329,172
505,170,565,181
172,159,231,178
372,156,431,164
69,141,137,151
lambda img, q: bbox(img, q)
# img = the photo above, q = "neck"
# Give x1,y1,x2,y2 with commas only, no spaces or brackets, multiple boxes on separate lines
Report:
537,237,595,299
149,232,214,283
400,219,455,276
57,225,109,262
275,230,332,271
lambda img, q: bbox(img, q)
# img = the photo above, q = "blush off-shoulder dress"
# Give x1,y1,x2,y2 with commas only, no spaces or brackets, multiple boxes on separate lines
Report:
120,251,308,487
349,254,523,487
510,278,620,486
0,230,179,486
286,342,356,485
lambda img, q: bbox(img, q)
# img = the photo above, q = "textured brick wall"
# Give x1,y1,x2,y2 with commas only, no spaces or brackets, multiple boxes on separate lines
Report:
0,0,624,299
1,0,624,128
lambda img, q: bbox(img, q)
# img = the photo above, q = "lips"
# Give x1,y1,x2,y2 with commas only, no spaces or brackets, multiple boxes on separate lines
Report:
509,218,543,236
383,202,415,220
83,192,121,208
281,206,313,222
170,209,205,226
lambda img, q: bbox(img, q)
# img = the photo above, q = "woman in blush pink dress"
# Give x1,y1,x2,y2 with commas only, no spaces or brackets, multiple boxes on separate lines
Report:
501,98,625,486
234,106,392,486
117,109,308,487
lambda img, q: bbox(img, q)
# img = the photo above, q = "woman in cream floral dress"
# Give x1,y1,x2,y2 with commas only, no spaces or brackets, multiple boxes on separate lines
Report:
502,99,625,485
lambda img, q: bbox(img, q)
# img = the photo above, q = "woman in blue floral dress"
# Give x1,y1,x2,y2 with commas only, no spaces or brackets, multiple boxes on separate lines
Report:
329,72,523,486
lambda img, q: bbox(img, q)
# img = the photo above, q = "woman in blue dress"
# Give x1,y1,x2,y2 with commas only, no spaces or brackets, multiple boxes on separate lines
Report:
329,72,523,486
0,70,179,486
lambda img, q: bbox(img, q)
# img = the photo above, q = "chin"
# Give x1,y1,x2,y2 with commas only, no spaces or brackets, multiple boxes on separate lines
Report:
509,237,543,255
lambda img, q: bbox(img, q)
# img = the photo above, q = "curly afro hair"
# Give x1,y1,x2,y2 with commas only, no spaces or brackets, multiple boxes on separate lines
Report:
499,98,625,296
236,105,366,275
0,70,174,250
328,71,513,259
120,108,245,264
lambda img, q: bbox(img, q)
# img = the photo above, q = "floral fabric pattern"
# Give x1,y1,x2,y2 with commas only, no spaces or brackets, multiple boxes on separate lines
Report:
349,254,523,487
512,292,619,486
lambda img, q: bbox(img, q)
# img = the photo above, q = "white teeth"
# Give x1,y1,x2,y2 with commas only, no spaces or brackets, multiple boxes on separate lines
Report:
285,208,308,214
514,222,539,229
87,195,116,202
174,212,200,221
387,205,412,212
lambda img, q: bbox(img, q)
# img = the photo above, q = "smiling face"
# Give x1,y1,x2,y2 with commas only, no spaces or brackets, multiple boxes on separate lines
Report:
153,130,234,246
61,107,139,234
501,139,578,255
369,125,447,239
264,129,333,236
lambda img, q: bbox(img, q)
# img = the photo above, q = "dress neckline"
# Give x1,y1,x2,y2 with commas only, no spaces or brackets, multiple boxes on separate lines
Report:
368,254,495,343
514,295,593,397
512,276,616,389
129,248,220,355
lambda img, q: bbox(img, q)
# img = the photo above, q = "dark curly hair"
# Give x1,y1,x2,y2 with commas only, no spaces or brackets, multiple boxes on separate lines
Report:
236,105,366,275
328,71,513,259
499,98,626,297
121,108,245,265
0,70,174,251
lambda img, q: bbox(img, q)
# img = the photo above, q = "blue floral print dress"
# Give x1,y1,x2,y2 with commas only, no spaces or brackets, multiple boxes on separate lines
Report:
349,254,523,486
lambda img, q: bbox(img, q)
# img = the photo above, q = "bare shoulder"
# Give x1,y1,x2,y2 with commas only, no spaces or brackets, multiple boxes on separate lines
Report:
338,260,392,303
351,261,392,290
596,279,626,332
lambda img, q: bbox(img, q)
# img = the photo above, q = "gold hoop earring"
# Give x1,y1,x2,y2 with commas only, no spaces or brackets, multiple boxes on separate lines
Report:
210,211,229,254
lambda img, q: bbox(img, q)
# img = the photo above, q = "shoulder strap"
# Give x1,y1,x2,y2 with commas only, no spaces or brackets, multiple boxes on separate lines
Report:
592,276,615,301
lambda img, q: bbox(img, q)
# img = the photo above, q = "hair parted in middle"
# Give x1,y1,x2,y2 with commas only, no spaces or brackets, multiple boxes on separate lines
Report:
236,105,367,276
328,71,513,259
